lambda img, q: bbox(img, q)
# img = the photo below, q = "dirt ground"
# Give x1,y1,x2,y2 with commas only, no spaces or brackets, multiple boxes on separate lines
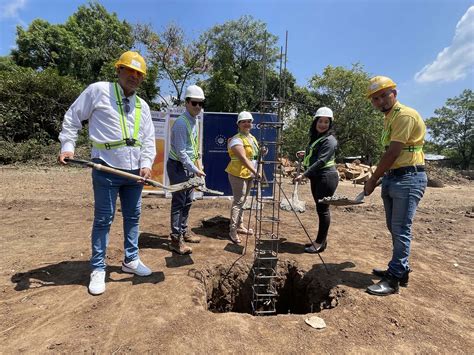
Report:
1,166,473,353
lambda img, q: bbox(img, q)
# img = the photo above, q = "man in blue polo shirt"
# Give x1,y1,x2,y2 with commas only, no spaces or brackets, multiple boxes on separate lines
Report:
167,85,206,255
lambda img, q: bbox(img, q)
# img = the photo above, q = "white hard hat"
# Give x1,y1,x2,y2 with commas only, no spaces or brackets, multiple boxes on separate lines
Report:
185,85,205,100
237,111,254,123
314,107,334,119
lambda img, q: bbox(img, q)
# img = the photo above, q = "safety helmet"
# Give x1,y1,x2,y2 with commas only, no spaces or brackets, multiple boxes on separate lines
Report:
367,76,397,97
237,111,254,123
185,85,205,100
115,51,147,75
314,107,334,120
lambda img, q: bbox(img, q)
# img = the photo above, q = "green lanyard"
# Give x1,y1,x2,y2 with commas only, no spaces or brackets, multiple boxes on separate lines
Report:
381,107,401,147
238,133,259,159
91,83,142,150
183,116,199,160
303,136,335,169
169,115,199,161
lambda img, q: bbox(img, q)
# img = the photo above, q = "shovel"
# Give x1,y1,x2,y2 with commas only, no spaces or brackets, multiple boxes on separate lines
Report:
64,158,182,192
193,160,224,195
280,156,306,213
318,179,382,206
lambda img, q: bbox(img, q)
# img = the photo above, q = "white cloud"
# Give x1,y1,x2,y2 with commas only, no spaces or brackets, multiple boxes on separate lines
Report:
415,6,474,83
0,0,27,20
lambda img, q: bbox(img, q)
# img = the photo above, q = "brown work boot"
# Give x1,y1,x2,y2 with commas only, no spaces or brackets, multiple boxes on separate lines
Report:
183,232,201,243
169,239,192,255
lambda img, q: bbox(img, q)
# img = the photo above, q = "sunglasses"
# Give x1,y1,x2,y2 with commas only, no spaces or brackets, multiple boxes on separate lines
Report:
190,101,204,107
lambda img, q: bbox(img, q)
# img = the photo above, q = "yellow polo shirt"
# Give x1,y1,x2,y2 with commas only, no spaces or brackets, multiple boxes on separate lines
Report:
384,102,425,169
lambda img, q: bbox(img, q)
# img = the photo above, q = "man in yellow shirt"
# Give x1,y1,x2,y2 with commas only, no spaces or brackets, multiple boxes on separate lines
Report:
364,76,428,296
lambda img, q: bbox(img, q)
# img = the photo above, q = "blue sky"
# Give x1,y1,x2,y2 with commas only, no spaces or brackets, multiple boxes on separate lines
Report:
1,0,473,119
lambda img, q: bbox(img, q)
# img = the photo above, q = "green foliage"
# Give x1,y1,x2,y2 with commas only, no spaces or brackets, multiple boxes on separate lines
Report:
11,1,134,85
0,65,84,143
282,86,323,158
0,56,18,72
0,139,60,164
308,64,383,162
202,15,279,112
134,23,208,107
0,137,91,165
426,89,474,169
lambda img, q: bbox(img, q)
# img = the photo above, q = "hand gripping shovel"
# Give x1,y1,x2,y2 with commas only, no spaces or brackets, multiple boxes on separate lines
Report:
280,155,306,213
64,158,181,192
191,160,224,195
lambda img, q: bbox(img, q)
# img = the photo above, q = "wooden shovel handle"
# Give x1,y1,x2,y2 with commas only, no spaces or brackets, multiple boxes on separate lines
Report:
64,158,165,189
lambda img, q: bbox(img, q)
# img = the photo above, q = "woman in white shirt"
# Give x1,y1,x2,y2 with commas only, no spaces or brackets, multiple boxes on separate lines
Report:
225,111,261,244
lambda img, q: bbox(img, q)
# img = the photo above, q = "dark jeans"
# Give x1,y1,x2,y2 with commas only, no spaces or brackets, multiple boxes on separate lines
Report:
167,159,194,240
310,169,339,244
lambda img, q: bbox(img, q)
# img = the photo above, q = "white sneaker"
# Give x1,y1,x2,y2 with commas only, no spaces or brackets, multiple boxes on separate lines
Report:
122,258,152,276
88,270,106,295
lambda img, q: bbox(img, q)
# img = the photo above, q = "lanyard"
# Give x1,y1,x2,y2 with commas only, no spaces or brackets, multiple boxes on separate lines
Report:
113,82,141,143
183,116,199,159
238,133,259,159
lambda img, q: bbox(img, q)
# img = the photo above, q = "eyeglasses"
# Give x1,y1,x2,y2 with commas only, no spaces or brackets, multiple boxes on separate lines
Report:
190,101,204,107
123,98,130,113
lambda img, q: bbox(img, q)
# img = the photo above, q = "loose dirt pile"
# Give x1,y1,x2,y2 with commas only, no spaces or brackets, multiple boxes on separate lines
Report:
425,161,471,187
0,166,473,353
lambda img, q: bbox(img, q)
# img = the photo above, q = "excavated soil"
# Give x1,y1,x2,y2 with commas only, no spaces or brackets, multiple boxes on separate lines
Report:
0,166,473,353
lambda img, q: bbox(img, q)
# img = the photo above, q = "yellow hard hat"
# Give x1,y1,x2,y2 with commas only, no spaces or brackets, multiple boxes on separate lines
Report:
367,76,396,97
115,51,147,75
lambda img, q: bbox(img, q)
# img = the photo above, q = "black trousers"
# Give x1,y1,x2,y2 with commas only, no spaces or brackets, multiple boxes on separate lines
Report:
309,169,339,244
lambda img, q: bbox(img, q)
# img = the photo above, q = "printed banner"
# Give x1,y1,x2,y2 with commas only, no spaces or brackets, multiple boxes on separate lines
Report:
147,108,203,197
202,112,277,197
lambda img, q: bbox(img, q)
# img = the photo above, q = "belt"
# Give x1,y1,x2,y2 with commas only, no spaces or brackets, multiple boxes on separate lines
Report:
387,165,425,176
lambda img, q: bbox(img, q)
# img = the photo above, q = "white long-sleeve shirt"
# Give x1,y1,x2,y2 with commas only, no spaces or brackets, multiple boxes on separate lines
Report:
59,82,156,170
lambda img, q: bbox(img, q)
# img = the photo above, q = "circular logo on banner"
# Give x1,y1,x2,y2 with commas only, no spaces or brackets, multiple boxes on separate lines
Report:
215,134,227,147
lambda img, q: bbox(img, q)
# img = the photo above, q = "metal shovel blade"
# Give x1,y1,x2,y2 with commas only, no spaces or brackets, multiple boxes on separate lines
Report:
280,183,306,213
354,190,365,203
318,194,364,206
280,157,306,213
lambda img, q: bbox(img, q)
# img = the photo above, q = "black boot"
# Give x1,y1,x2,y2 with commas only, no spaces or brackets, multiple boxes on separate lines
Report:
366,273,400,296
304,240,327,254
372,268,410,287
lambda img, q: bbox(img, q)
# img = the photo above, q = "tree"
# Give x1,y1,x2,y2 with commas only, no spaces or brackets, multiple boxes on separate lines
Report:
281,86,323,158
308,64,383,163
202,16,279,112
426,89,474,169
0,65,83,143
0,56,16,72
11,1,135,85
12,19,79,74
134,23,209,107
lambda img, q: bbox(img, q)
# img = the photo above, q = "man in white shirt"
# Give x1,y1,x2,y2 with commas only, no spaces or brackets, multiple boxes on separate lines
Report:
58,51,156,295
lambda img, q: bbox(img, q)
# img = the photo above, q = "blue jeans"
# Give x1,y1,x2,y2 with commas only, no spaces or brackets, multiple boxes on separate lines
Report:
381,171,427,278
167,159,194,240
90,162,143,271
